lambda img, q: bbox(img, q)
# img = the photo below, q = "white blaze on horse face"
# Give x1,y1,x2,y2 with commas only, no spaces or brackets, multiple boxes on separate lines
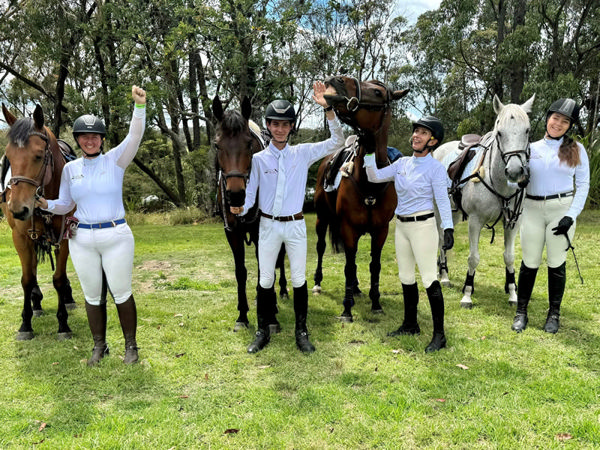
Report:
495,103,531,183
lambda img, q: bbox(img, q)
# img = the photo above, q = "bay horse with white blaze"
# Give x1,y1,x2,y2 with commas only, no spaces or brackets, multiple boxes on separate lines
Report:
313,76,409,322
1,104,76,340
213,96,287,332
434,94,534,308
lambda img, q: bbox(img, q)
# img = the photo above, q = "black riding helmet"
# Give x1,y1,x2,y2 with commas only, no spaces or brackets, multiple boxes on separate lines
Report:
412,116,444,149
265,100,296,123
546,98,579,139
72,114,106,141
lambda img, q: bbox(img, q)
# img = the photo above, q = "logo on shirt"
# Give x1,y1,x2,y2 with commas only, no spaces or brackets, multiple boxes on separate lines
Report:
265,169,278,174
71,174,84,180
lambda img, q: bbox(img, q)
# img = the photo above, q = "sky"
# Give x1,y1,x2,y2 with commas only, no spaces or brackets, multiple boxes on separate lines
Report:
400,0,443,23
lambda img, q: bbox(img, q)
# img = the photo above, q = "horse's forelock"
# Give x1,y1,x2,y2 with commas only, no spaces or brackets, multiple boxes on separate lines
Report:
495,103,530,129
7,117,35,148
218,110,248,138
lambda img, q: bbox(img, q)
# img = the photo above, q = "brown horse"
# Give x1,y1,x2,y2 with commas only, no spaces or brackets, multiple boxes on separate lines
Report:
1,104,76,340
313,76,409,322
212,96,287,332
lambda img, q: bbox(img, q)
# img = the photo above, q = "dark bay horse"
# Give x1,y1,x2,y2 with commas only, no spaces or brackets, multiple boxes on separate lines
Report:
1,104,76,340
313,76,409,322
212,96,287,332
435,94,534,308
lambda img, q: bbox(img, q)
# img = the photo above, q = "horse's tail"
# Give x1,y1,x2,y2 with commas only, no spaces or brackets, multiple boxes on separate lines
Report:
328,216,344,254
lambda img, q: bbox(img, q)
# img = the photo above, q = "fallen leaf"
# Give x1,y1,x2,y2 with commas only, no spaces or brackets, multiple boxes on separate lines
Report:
257,365,271,369
174,313,183,317
456,364,469,370
179,395,189,399
38,423,47,432
392,349,401,354
555,433,572,441
179,322,184,327
481,336,486,340
435,398,446,402
224,428,239,434
175,353,185,358
32,439,45,445
205,373,209,380
51,362,59,366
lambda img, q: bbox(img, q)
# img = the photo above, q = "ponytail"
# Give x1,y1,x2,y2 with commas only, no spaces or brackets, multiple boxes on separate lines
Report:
558,135,581,168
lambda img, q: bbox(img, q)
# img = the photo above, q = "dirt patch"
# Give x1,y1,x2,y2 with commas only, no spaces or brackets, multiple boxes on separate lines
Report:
136,260,180,294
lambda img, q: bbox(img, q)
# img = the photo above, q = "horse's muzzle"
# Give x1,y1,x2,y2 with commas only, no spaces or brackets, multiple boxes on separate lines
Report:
11,206,32,221
226,189,246,208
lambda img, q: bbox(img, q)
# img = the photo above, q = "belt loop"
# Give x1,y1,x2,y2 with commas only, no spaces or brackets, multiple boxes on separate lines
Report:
111,220,116,227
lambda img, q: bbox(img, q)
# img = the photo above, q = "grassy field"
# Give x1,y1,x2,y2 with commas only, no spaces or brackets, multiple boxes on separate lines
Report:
0,210,599,449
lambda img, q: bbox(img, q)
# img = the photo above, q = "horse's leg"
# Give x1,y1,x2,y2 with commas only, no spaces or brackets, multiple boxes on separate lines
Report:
340,235,359,322
31,282,44,317
461,219,483,309
503,224,518,306
312,213,328,294
53,241,73,340
226,230,249,331
276,244,288,300
368,229,387,314
13,232,36,340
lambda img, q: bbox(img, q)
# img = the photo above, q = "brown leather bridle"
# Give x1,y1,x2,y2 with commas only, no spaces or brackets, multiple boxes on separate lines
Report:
7,130,52,200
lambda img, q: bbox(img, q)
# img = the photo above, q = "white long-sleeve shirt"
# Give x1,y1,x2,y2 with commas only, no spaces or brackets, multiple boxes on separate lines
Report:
364,152,454,230
526,137,589,219
45,105,146,223
241,117,345,216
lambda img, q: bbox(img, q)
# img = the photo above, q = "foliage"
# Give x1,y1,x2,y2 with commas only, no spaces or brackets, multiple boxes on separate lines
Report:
0,212,600,448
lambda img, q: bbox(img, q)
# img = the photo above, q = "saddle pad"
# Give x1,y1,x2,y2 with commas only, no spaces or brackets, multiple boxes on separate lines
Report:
441,146,484,188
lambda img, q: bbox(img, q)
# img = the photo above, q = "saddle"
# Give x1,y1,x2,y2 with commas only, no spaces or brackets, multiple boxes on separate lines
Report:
58,139,77,162
447,134,482,186
324,135,358,191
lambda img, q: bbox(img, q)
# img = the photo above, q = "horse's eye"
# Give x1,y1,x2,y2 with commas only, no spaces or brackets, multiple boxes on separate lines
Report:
35,155,43,162
526,128,530,135
337,77,344,83
374,90,383,97
497,131,502,138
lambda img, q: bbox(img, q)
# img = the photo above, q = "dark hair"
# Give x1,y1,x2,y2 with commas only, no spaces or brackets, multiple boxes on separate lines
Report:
558,136,581,168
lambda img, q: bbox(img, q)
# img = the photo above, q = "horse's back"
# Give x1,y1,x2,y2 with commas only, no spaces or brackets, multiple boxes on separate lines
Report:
434,141,461,169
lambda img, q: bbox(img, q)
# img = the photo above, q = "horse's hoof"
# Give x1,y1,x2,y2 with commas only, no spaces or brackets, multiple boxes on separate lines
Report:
279,291,289,300
371,308,384,315
57,332,72,341
460,301,473,309
337,315,353,323
65,302,77,310
441,280,452,288
312,285,322,294
508,299,518,307
32,309,43,317
269,323,281,334
16,331,34,341
233,321,249,332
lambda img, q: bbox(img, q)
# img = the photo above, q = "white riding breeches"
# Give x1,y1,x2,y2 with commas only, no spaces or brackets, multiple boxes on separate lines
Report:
258,217,307,289
395,214,439,288
520,197,575,269
68,223,135,305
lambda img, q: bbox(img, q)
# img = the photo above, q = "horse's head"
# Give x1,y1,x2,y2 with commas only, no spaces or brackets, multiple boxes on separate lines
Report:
2,104,53,221
213,96,257,208
323,76,409,135
492,94,535,184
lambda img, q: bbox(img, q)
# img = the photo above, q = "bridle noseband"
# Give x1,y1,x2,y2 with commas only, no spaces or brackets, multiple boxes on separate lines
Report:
7,130,52,199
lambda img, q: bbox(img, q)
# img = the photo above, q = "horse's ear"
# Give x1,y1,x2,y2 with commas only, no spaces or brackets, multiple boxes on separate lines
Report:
241,96,251,121
2,103,17,126
391,89,410,101
521,94,535,114
212,96,224,122
493,94,504,114
33,104,44,129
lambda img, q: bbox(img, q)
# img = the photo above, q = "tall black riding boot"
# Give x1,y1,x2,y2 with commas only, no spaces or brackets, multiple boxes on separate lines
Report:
116,296,139,364
294,282,315,353
85,301,108,366
388,283,420,336
425,281,446,353
248,286,272,353
545,262,566,333
511,262,538,333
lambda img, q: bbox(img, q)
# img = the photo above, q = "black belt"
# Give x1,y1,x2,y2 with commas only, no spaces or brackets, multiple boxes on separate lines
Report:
526,191,573,201
77,218,126,229
260,211,304,222
396,212,435,222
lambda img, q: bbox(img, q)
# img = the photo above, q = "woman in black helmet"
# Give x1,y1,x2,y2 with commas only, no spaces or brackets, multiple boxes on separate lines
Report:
230,81,345,354
364,116,454,353
511,98,589,334
37,85,146,365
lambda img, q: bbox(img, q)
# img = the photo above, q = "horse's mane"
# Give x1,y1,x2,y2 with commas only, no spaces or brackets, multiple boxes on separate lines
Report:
494,103,529,130
217,110,248,138
7,117,35,147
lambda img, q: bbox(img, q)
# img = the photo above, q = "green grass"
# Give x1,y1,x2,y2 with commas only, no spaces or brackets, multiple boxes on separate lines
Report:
0,211,599,449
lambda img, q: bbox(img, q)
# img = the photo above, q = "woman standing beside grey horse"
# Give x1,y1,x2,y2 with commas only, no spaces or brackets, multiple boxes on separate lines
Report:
512,98,589,334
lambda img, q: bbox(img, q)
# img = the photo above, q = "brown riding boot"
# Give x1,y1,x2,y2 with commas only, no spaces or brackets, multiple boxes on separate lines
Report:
116,295,139,364
85,301,109,366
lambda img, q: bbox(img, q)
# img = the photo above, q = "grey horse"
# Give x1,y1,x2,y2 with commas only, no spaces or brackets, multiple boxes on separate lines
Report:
434,94,535,308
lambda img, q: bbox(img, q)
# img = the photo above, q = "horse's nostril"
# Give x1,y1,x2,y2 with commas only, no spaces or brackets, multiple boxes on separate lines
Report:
13,207,29,221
